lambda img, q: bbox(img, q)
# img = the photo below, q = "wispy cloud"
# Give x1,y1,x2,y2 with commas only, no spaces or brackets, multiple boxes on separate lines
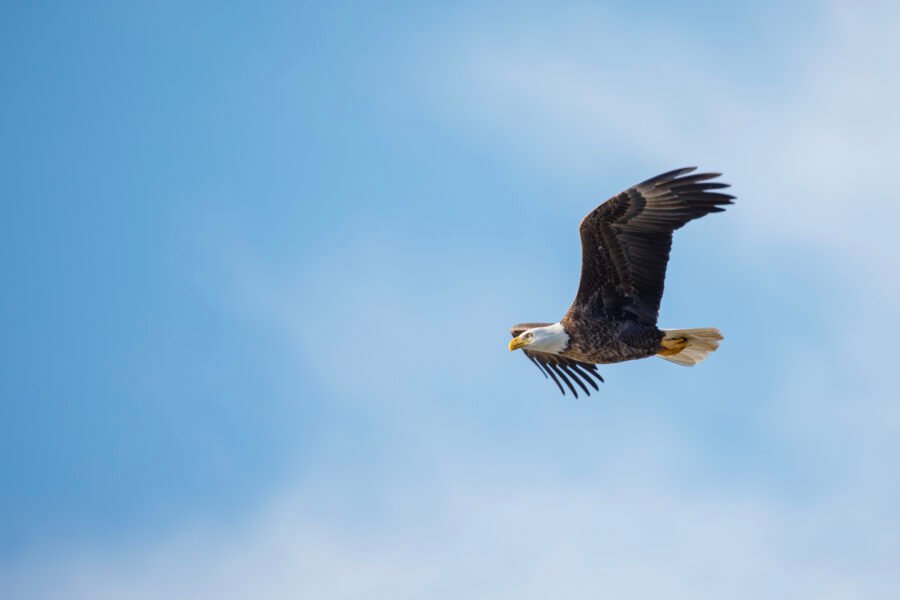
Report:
422,1,900,257
4,446,897,599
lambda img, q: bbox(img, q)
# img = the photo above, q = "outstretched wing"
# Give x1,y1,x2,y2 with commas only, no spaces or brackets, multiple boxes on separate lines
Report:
569,168,733,325
510,324,604,398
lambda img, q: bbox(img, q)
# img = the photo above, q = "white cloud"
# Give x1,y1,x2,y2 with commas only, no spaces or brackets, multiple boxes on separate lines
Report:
4,446,898,599
423,1,900,261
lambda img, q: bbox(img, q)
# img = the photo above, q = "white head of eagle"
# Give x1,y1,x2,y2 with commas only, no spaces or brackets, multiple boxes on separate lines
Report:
509,322,569,354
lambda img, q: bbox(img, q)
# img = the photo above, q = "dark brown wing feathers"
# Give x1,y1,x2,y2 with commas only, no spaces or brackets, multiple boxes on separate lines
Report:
510,325,604,398
570,167,733,325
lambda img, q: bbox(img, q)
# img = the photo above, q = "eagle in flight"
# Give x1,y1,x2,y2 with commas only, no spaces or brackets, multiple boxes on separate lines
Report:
508,167,733,397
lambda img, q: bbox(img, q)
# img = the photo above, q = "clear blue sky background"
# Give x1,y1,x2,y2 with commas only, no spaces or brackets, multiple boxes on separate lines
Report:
3,1,899,597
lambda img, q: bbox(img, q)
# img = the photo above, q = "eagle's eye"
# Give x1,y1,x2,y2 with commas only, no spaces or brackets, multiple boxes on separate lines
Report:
525,332,534,340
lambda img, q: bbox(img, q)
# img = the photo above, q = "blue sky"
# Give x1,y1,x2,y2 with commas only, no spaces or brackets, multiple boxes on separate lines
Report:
2,1,899,597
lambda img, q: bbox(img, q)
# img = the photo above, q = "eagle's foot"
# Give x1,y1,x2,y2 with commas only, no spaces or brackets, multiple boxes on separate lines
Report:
658,336,688,356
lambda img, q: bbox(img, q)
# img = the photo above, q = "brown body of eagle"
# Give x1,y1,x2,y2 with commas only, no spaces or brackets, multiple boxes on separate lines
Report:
508,167,733,397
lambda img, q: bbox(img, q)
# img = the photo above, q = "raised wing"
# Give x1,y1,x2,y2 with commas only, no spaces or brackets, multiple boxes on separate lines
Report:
569,167,733,325
510,324,604,397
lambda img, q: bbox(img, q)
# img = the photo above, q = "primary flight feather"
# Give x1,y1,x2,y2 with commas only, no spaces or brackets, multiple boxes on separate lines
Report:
508,167,733,397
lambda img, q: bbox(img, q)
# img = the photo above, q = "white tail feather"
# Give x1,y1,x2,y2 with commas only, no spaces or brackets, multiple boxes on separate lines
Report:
657,328,723,366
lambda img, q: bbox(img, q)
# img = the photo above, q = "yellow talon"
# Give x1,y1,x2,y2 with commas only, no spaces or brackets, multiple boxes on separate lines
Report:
657,336,687,356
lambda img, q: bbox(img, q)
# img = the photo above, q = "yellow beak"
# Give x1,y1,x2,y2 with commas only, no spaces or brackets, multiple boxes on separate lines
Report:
509,336,528,351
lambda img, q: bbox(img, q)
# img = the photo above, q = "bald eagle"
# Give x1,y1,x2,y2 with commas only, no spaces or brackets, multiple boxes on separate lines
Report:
508,167,733,397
